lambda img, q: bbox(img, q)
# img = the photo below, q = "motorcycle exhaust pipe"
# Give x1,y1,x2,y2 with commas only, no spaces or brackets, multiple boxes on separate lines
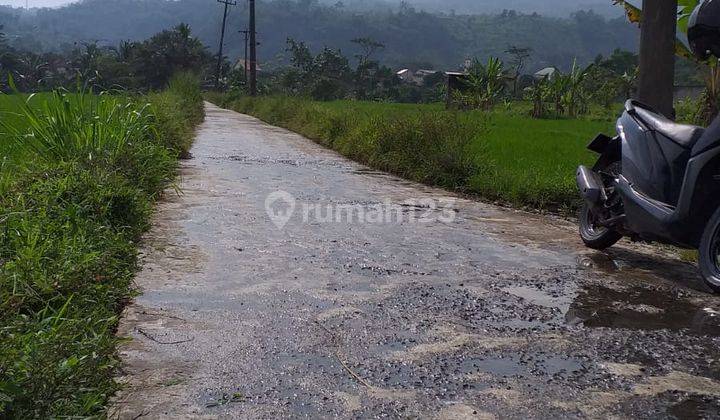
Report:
576,165,605,205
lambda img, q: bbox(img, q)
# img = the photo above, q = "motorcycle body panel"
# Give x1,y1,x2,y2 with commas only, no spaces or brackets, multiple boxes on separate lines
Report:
584,107,720,249
617,112,690,206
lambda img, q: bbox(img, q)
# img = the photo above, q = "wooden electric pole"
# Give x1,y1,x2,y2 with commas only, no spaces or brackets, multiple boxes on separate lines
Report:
215,0,236,90
636,0,677,118
249,0,258,96
239,29,250,83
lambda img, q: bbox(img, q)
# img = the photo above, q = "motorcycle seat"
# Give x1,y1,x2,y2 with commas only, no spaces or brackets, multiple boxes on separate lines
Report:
635,107,705,148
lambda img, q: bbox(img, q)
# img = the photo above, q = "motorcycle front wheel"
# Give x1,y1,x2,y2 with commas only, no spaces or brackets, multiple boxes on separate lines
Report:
698,207,720,293
579,202,623,250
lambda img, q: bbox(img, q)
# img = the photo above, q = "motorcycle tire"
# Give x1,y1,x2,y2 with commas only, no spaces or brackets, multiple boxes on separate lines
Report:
579,202,623,250
698,207,720,293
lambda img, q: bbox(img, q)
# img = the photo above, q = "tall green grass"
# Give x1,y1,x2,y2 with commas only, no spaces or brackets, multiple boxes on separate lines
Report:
1,91,155,165
148,72,205,158
0,74,204,418
212,95,613,211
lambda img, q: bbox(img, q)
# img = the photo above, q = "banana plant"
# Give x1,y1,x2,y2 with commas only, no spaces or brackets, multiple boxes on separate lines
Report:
459,57,507,110
613,0,697,60
526,76,549,118
678,0,700,34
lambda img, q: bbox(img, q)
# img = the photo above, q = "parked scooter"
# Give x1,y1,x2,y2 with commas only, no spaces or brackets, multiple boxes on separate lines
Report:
576,0,720,292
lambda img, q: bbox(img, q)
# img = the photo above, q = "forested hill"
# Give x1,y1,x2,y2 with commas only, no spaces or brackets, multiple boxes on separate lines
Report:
323,0,622,18
0,0,637,72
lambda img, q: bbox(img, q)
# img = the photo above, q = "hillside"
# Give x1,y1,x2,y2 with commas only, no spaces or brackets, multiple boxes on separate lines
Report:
327,0,623,18
4,0,624,17
0,0,638,71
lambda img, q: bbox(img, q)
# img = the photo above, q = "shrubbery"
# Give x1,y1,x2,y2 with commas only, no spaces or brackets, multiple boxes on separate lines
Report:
0,74,204,418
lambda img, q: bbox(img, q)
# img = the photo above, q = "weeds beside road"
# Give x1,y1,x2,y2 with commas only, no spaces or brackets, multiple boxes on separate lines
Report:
0,74,204,418
211,95,614,212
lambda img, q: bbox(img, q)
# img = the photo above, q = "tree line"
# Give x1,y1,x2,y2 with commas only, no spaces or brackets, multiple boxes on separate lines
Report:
0,23,214,92
0,0,638,73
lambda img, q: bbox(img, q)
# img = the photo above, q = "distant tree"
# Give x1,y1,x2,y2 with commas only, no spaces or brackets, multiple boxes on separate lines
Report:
597,49,638,75
282,38,354,100
351,37,397,100
311,47,353,100
286,38,313,72
0,24,19,91
121,24,213,90
505,45,532,96
351,37,385,64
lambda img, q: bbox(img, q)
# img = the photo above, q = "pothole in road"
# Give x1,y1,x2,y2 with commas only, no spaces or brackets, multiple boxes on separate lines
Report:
577,253,620,272
498,279,720,336
459,354,588,379
565,284,720,336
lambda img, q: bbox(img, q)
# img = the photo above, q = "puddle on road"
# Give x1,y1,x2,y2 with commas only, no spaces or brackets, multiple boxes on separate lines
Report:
503,285,574,312
667,395,720,419
460,354,586,379
566,284,720,336
577,253,620,272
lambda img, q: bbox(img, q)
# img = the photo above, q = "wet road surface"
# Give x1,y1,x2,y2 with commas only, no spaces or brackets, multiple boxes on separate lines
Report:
112,103,720,419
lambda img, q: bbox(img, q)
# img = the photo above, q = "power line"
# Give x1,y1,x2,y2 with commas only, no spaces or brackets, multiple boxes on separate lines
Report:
215,0,236,89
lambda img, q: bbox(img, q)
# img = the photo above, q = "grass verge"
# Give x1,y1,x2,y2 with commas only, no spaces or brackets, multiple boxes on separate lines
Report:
210,95,614,212
0,74,204,418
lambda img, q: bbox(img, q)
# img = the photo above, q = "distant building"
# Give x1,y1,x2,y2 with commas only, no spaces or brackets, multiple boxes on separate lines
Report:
233,59,262,73
396,68,442,85
396,69,414,83
415,69,437,79
534,67,559,80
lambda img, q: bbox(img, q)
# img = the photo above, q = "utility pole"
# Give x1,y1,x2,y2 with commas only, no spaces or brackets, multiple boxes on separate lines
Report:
215,0,236,90
636,0,677,118
249,0,258,96
239,29,250,83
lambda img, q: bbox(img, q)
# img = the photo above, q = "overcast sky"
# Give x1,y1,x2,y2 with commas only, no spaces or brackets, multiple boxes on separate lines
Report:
0,0,74,7
0,0,630,13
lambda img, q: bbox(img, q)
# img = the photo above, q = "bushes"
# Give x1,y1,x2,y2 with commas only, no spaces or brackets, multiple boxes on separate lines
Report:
0,74,204,417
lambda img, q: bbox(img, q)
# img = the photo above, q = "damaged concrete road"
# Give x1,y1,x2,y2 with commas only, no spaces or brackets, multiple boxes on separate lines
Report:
112,103,720,419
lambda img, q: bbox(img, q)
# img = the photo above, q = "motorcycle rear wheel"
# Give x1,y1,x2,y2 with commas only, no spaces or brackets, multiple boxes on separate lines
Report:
698,207,720,293
579,202,623,250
